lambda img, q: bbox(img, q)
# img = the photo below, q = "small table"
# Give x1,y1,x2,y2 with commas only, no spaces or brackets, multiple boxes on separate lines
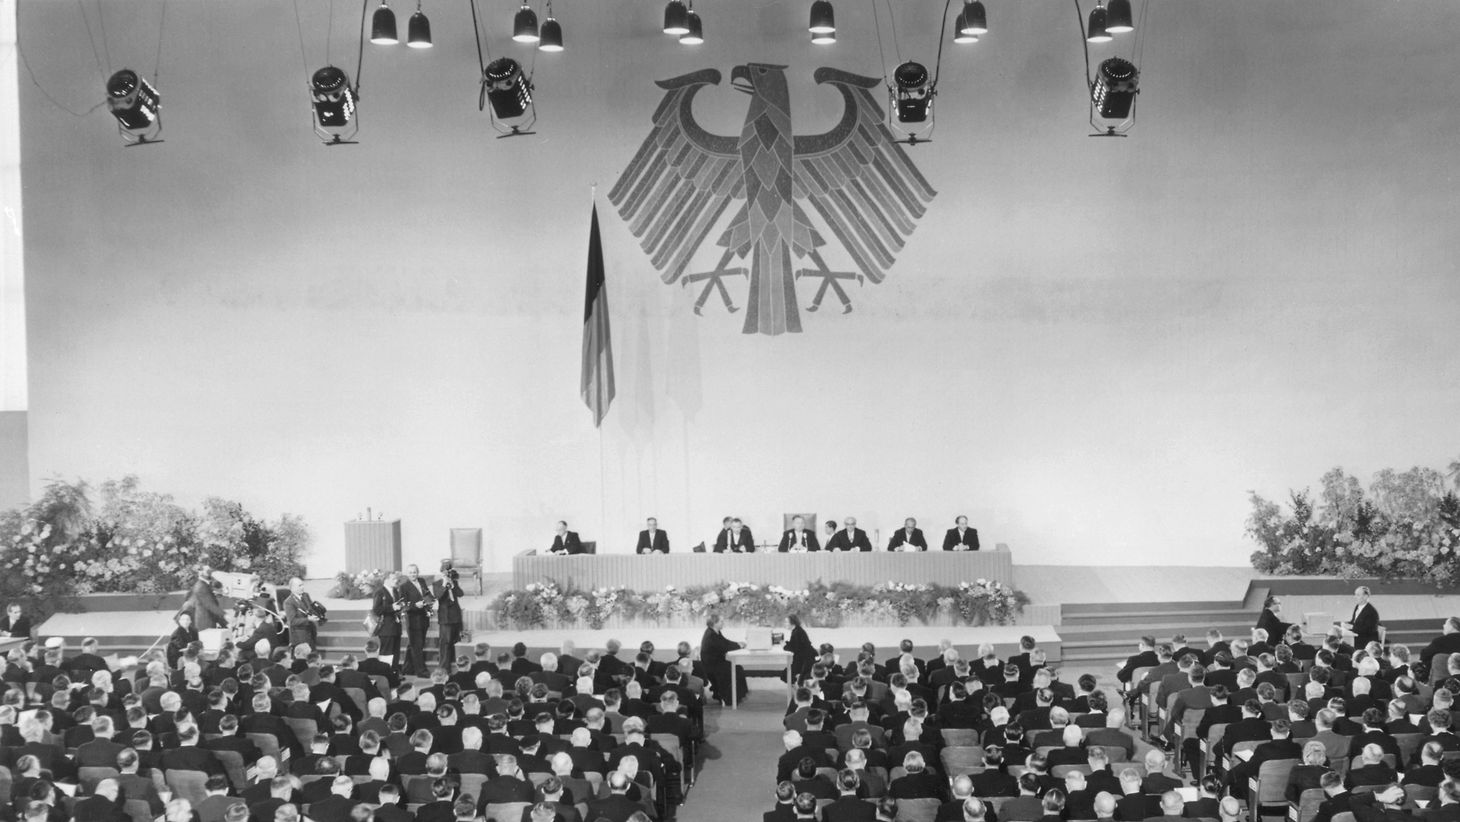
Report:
726,648,792,709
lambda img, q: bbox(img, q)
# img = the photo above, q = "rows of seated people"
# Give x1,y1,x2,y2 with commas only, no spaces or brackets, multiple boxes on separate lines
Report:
0,633,717,822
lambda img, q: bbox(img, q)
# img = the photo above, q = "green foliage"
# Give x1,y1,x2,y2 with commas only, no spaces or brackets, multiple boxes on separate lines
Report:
1248,458,1460,587
490,578,1029,631
0,476,310,617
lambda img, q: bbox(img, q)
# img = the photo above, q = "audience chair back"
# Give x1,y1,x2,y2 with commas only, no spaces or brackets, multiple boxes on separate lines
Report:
164,768,210,806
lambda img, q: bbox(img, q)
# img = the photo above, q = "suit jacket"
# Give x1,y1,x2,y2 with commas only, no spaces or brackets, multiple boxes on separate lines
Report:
825,528,873,552
551,531,584,555
73,795,128,822
823,796,877,822
1350,602,1381,648
432,577,464,626
585,795,649,822
714,527,756,553
887,527,928,552
161,745,223,776
309,796,357,822
942,527,980,551
1256,609,1289,645
636,529,670,554
371,587,402,637
282,592,320,635
777,529,821,553
398,578,431,629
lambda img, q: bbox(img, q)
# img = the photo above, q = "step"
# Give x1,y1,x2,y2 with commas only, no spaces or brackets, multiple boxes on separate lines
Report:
1063,600,1250,616
1061,609,1257,627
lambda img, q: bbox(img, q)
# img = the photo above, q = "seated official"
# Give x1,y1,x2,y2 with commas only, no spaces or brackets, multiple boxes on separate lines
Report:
826,518,872,552
886,518,928,552
778,516,820,553
636,517,669,554
715,517,755,553
549,521,584,555
942,516,980,551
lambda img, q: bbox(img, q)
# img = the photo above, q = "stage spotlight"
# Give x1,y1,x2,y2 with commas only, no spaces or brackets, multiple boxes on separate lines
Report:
407,3,432,48
811,28,835,45
371,0,398,44
809,0,835,35
481,56,536,136
1091,56,1138,134
663,0,689,35
892,61,932,124
961,0,987,35
1105,0,1133,33
953,12,977,43
679,8,704,44
310,65,358,145
513,2,539,42
1087,2,1111,43
105,69,161,145
539,8,563,51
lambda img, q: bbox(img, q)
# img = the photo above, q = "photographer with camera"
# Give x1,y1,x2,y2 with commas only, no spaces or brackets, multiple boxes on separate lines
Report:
433,560,466,667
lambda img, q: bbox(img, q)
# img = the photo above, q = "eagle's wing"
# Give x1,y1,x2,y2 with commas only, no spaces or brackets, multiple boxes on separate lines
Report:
792,68,937,283
609,69,744,284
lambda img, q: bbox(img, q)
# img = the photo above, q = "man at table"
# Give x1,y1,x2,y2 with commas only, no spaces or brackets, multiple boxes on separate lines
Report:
716,518,755,553
942,516,980,551
887,518,929,552
823,519,838,547
778,516,820,553
549,521,583,555
637,517,670,554
826,517,873,552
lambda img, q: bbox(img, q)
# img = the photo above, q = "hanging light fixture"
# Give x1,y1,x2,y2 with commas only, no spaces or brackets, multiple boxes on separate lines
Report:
809,0,835,36
539,2,564,51
952,12,977,44
1104,0,1133,33
310,66,358,145
961,0,987,35
407,1,432,47
370,0,398,44
513,1,540,42
663,0,689,35
105,69,162,145
679,5,704,44
1086,2,1111,43
1092,57,1138,119
892,61,932,124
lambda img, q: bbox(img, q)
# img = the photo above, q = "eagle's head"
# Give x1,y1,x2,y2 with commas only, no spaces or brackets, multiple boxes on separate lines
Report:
730,63,790,97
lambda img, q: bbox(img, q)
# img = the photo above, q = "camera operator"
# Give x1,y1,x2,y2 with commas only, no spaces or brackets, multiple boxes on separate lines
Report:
433,561,466,667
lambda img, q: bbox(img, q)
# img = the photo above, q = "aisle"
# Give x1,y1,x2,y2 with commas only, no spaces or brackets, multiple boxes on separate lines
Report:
678,687,788,822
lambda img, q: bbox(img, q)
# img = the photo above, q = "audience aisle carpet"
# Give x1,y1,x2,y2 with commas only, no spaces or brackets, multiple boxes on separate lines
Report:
679,686,791,822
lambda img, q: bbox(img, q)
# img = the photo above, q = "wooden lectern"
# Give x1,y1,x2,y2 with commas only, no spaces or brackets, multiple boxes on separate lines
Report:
345,519,402,573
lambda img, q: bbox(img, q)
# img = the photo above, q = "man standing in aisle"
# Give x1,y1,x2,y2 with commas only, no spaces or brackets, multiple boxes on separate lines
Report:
549,522,583,555
887,518,928,552
637,517,670,554
826,517,872,552
371,574,403,671
942,516,980,551
434,561,465,669
778,515,820,552
398,565,432,677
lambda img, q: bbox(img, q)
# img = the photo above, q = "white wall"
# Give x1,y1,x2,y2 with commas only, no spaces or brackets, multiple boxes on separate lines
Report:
16,0,1460,574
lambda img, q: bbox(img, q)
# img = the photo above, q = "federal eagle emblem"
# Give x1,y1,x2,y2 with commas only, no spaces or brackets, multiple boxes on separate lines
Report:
609,63,937,336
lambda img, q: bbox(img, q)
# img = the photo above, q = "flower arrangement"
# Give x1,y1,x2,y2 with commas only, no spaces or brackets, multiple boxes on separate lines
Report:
1248,460,1460,587
489,577,1029,630
328,569,386,599
0,476,310,618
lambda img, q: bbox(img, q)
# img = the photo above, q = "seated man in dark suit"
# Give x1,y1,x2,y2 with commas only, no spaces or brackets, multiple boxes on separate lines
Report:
1225,719,1302,800
826,518,873,553
1114,768,1159,822
778,516,820,553
823,770,876,822
586,771,654,822
549,521,583,555
308,776,360,822
942,516,980,551
886,518,928,552
636,518,669,554
715,518,755,553
73,777,129,822
888,751,947,802
161,724,223,776
479,755,536,808
764,781,798,822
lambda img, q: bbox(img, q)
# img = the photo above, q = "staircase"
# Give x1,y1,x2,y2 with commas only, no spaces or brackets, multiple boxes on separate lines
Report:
1056,592,1264,672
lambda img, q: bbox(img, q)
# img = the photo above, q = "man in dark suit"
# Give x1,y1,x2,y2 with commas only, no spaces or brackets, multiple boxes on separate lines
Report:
479,756,536,807
1420,618,1460,673
636,518,670,554
308,777,359,822
824,771,876,822
778,516,820,553
434,563,465,668
1226,719,1302,799
282,577,322,652
715,518,755,553
399,565,432,677
1117,637,1159,686
886,518,928,552
1344,587,1381,650
826,518,873,552
585,772,650,822
161,725,224,776
74,778,129,822
942,516,980,551
764,782,798,822
1256,596,1289,647
549,521,584,555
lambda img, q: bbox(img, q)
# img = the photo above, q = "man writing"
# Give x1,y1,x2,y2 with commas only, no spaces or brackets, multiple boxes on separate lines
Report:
887,518,928,552
942,517,980,551
778,516,820,553
826,518,872,552
549,522,583,555
637,518,670,554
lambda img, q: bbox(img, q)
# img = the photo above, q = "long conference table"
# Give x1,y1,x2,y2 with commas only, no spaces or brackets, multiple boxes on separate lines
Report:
511,545,1014,589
